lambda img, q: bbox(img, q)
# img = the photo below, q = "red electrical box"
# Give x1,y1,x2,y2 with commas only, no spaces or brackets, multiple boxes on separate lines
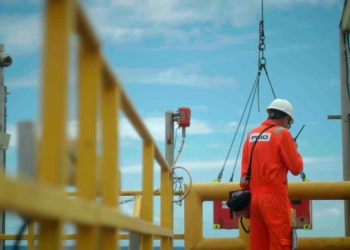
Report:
178,107,191,127
213,200,239,229
291,200,313,229
213,199,312,230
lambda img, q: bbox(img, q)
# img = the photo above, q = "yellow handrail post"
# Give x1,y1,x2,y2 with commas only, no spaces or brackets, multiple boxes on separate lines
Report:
75,37,100,250
28,222,35,250
161,164,173,250
141,141,154,250
100,70,119,250
38,0,73,249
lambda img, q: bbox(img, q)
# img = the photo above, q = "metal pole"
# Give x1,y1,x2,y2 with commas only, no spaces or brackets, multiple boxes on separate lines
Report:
0,43,9,250
165,110,174,248
339,31,350,236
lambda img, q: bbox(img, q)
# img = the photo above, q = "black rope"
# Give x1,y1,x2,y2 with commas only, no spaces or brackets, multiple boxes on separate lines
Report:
216,75,260,182
229,75,260,182
240,218,250,233
13,219,31,250
263,66,276,99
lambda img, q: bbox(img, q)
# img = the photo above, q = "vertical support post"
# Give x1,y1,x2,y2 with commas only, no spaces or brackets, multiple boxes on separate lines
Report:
17,121,37,250
18,121,37,179
129,195,142,250
0,44,8,174
141,141,154,250
38,0,72,249
75,41,100,250
165,110,175,167
100,78,119,250
0,44,7,250
339,30,350,236
163,110,175,250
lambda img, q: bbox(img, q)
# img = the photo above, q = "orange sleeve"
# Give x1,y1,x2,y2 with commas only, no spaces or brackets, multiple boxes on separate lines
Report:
280,130,304,176
240,136,250,190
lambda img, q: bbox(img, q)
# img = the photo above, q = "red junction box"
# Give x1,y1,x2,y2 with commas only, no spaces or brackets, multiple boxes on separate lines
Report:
178,107,191,127
213,199,312,230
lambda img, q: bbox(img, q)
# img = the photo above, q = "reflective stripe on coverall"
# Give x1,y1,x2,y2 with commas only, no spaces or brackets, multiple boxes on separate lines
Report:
240,120,303,250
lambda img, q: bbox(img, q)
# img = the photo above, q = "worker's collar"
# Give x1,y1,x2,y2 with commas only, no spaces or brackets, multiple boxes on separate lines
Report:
261,119,277,126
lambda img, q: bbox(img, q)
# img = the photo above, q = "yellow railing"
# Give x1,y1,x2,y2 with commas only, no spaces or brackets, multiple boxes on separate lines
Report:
0,0,173,249
184,182,350,250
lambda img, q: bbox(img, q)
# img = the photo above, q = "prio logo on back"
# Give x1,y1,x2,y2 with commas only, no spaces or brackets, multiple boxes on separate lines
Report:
249,132,271,142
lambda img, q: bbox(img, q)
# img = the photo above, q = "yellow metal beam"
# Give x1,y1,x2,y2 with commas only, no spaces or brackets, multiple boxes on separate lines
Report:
155,146,171,172
133,195,142,218
0,177,172,237
298,237,350,249
75,37,100,250
194,238,246,250
38,0,73,249
161,161,173,250
28,222,35,250
186,182,350,201
75,0,99,50
39,0,72,188
100,66,120,250
141,141,155,250
184,183,203,250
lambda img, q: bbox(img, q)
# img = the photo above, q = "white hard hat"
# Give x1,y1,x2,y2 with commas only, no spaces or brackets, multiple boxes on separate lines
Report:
266,99,294,124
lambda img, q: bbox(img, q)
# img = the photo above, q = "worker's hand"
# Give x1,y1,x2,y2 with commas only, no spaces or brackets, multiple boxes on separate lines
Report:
294,141,298,149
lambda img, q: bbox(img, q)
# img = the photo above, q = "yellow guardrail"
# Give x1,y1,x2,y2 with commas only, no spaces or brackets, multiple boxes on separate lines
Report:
0,0,173,249
184,182,350,250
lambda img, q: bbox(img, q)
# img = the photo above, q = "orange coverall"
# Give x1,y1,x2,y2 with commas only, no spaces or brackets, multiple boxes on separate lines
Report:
240,120,303,250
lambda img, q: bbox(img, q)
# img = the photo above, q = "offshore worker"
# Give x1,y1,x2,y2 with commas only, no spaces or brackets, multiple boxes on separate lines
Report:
240,99,303,250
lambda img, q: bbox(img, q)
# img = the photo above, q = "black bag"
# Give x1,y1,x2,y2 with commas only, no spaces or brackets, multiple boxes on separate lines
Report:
226,124,275,216
226,190,251,211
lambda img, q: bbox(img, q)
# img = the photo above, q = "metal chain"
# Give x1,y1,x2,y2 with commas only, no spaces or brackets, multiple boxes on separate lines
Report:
118,175,184,205
119,197,135,204
174,174,184,206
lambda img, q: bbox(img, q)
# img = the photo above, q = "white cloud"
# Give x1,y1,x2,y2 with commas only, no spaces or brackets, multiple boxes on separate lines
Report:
8,115,239,149
119,116,238,141
120,158,237,174
0,13,42,57
6,66,235,90
0,0,338,56
118,68,236,87
82,0,338,49
314,207,343,217
5,71,40,91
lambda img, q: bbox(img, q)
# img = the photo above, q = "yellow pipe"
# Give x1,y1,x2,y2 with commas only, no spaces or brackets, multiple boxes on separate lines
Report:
194,238,245,250
188,182,350,201
298,237,350,249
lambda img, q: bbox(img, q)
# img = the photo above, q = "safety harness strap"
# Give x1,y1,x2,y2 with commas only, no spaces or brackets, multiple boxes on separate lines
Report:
246,124,275,180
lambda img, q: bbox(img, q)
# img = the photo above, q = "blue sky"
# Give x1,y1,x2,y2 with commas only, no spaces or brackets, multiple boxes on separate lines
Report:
0,0,347,247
